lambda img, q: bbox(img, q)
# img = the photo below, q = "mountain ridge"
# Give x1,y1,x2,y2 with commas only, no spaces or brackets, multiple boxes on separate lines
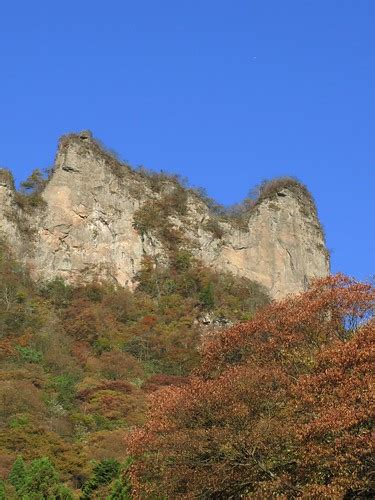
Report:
0,131,329,298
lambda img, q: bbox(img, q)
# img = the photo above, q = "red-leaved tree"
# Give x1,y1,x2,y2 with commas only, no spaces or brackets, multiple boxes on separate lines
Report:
126,275,375,498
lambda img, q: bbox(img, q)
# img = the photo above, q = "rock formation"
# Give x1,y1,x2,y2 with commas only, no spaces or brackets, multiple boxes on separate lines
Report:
0,132,329,299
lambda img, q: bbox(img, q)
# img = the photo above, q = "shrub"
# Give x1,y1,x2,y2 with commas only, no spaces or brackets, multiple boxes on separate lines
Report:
0,229,272,494
132,185,188,250
94,351,144,380
203,218,225,239
142,374,190,393
108,458,133,500
50,374,77,410
199,282,215,309
256,176,311,203
108,478,132,499
81,459,121,499
39,278,72,308
16,346,43,364
15,168,49,211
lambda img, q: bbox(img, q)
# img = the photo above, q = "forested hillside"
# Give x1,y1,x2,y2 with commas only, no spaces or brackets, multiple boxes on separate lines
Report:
0,240,269,498
0,232,373,498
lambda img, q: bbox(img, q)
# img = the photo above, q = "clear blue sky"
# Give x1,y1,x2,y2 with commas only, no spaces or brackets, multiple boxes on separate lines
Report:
0,1,374,280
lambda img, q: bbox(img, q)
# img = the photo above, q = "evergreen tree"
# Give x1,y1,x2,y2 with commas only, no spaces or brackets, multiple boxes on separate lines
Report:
0,480,5,500
107,458,133,500
82,459,121,499
108,478,132,499
20,168,47,195
18,457,72,499
199,282,215,309
9,456,27,492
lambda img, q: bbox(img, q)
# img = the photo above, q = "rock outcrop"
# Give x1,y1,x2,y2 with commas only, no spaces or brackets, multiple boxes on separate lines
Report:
0,132,329,299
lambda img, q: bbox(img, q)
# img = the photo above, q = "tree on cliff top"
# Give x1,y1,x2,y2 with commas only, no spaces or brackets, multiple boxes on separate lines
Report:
20,169,47,195
15,168,49,209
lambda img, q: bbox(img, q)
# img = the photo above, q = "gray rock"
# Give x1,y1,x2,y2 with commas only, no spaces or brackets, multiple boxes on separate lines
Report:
0,133,329,299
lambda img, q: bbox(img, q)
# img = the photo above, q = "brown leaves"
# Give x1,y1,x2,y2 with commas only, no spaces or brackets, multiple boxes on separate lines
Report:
199,274,375,377
126,275,375,498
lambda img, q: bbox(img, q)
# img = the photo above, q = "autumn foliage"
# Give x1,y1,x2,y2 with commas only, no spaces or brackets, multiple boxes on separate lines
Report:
0,229,373,497
0,239,269,495
127,275,375,498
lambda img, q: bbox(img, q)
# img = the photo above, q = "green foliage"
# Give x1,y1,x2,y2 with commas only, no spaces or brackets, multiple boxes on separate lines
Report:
93,336,112,355
15,457,73,499
84,283,104,303
199,282,215,309
50,374,77,410
107,458,133,500
20,169,47,195
0,242,42,338
108,478,131,499
39,278,72,308
121,253,269,373
0,239,269,495
122,336,151,363
9,456,26,492
82,459,121,499
16,345,43,364
0,480,5,500
9,414,29,429
132,184,188,251
15,168,48,210
171,249,193,272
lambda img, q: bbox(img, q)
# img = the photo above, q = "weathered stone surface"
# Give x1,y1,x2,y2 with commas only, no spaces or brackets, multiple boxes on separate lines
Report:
0,132,329,299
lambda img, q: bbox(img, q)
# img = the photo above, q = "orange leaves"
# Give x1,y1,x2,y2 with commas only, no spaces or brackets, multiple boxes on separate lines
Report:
63,298,105,342
141,374,190,394
126,364,294,497
294,318,374,494
126,275,375,498
0,339,15,359
199,274,375,378
76,378,146,426
141,315,157,329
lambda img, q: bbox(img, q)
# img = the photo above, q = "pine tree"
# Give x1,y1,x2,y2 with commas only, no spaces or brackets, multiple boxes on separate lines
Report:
18,457,72,499
108,458,133,500
20,168,46,195
108,478,132,499
9,456,26,492
199,282,215,309
82,459,121,499
0,480,5,500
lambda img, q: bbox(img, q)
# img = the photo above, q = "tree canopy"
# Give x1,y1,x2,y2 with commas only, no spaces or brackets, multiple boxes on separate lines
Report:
127,275,375,498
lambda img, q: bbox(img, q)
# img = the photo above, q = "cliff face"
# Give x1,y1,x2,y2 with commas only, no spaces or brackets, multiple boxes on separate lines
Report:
0,132,329,299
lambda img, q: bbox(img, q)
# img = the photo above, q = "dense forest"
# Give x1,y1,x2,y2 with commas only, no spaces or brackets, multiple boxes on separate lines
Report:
0,237,270,498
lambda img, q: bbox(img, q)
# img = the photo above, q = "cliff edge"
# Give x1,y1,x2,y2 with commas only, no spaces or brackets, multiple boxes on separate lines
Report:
0,132,329,299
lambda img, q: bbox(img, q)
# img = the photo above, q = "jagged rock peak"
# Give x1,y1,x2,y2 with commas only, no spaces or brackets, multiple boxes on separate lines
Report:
0,131,330,299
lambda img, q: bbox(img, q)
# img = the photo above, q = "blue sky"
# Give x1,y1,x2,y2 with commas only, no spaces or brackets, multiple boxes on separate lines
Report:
0,1,374,279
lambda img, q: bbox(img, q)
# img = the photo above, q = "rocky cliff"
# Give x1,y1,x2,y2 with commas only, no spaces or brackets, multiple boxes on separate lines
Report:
0,132,329,299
